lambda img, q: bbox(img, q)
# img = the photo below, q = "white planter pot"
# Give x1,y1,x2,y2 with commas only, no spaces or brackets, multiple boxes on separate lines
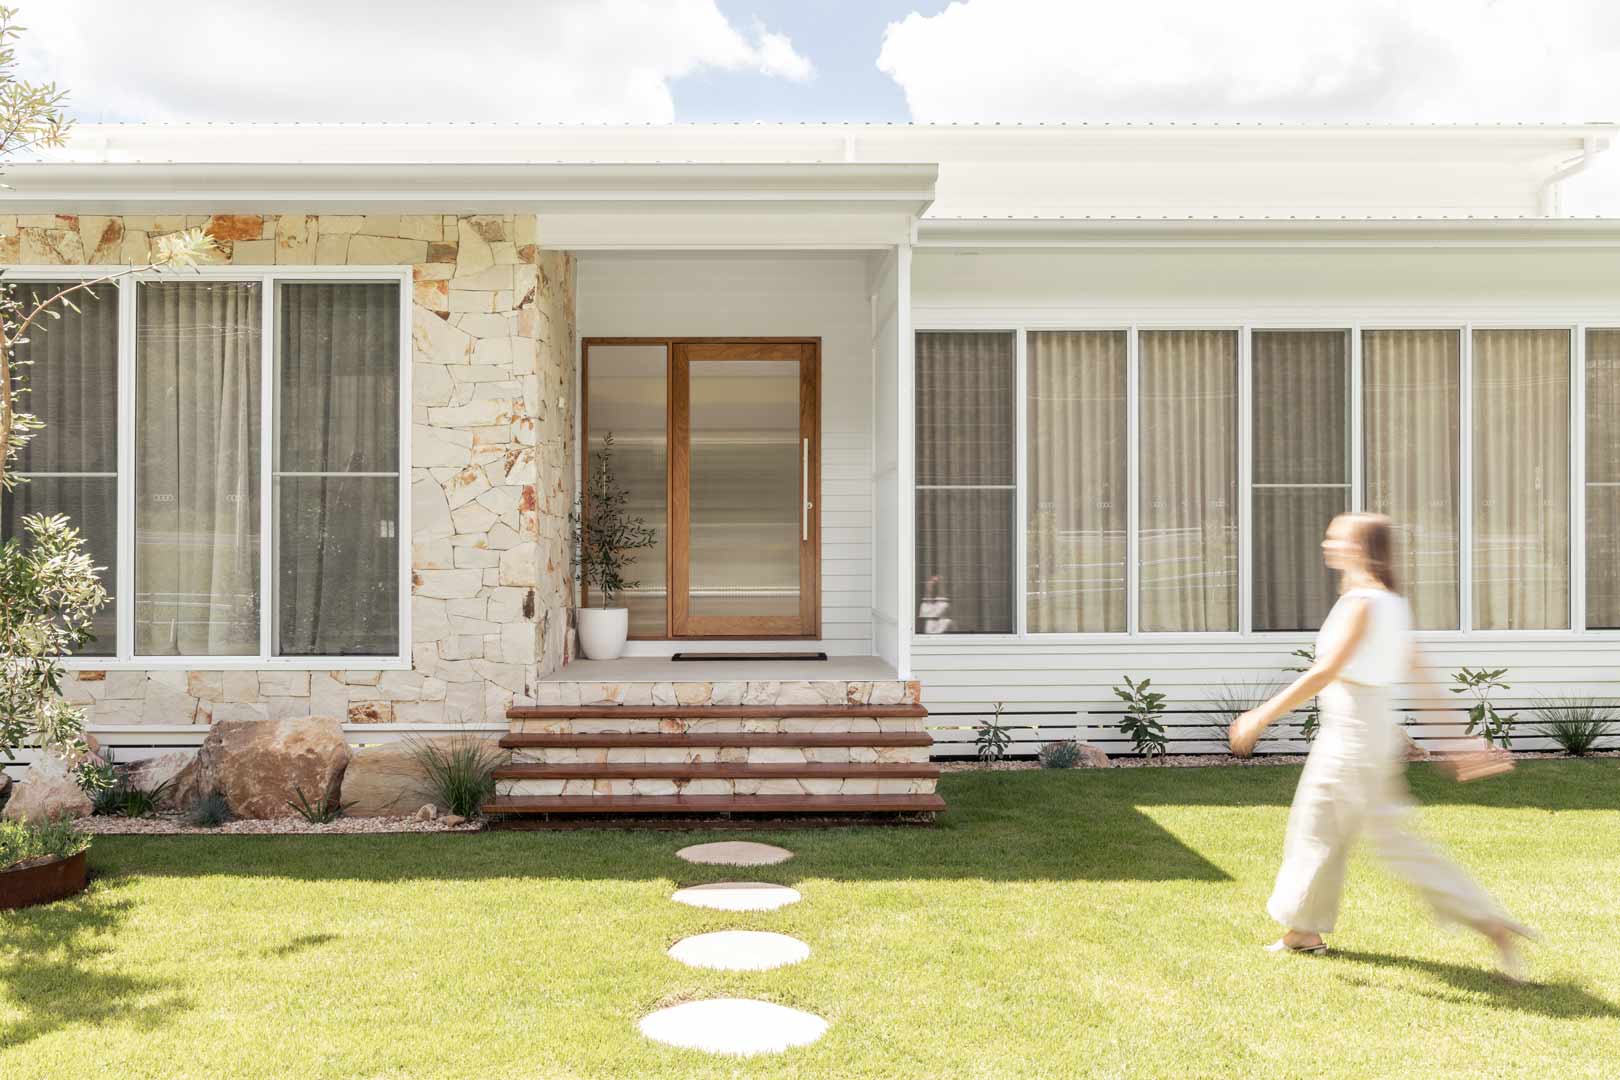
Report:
576,607,629,660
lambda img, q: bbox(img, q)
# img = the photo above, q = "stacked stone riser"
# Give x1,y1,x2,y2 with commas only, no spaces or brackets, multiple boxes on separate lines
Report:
502,778,937,797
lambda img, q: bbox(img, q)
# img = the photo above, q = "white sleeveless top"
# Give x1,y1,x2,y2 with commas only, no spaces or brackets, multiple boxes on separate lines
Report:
1315,587,1411,687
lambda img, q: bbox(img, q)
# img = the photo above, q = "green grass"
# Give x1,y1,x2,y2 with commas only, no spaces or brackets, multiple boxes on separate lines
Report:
3,761,1618,1079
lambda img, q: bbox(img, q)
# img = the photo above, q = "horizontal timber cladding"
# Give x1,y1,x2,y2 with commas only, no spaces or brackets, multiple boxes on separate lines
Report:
912,638,1620,756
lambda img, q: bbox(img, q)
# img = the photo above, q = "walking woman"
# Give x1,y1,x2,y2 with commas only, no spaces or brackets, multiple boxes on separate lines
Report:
1229,513,1536,979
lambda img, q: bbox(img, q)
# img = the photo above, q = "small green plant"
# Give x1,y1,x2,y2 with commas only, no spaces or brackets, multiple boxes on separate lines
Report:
0,816,88,871
1038,740,1082,769
1204,679,1281,747
90,754,170,818
1289,648,1322,742
1532,697,1616,756
287,786,351,824
974,702,1013,763
569,433,657,608
1113,676,1168,762
1450,666,1517,747
187,791,230,828
405,733,504,818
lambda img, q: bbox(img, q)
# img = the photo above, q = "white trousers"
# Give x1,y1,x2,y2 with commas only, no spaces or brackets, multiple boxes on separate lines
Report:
1267,681,1511,935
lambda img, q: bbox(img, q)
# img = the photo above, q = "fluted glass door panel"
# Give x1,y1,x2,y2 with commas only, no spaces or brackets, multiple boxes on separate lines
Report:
671,342,818,638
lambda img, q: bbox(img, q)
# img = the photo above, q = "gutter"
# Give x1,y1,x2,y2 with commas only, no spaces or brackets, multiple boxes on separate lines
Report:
1540,135,1610,217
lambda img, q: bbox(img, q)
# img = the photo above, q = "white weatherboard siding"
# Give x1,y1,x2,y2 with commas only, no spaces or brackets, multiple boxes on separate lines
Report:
575,252,875,656
910,244,1620,755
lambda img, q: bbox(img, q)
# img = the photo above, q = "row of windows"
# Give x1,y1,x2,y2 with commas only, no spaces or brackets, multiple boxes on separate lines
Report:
915,326,1620,636
0,276,405,660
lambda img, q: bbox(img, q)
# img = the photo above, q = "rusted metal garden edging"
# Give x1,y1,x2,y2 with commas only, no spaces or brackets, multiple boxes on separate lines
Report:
0,849,89,910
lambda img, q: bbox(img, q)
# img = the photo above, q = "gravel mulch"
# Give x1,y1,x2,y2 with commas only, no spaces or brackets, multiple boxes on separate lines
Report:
74,812,485,836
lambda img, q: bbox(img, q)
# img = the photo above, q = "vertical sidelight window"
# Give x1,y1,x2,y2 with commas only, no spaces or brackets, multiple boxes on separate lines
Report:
915,331,1016,635
135,281,263,657
275,282,401,656
1138,330,1239,632
1251,330,1350,632
1587,329,1620,629
1363,330,1462,630
0,280,120,655
1471,329,1570,630
1026,330,1127,633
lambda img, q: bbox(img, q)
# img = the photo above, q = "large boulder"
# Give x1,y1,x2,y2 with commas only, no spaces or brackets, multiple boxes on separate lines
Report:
339,736,504,817
177,717,350,819
0,772,11,807
2,738,102,822
126,750,199,809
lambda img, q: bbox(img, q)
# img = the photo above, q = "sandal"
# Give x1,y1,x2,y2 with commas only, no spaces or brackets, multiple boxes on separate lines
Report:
1265,937,1328,955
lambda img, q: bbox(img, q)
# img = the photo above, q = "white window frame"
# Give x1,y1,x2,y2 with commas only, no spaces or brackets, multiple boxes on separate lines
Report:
2,265,413,671
913,311,1618,646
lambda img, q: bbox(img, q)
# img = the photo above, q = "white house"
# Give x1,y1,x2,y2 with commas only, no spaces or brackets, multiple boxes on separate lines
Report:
2,122,1617,803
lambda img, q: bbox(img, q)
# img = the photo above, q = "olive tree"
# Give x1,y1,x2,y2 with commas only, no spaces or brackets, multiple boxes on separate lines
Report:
0,6,213,782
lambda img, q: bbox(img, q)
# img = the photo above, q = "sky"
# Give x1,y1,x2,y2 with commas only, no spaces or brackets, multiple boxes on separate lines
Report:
11,0,1620,212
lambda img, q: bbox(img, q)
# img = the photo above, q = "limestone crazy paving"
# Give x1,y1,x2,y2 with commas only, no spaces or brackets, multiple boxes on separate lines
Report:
22,211,577,728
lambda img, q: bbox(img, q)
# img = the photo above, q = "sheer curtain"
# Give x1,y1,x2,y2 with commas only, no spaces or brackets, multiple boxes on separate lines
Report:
915,331,1015,635
0,280,120,654
1027,330,1127,632
1363,330,1461,630
1587,329,1620,628
276,283,400,656
1138,330,1238,632
1252,331,1349,631
1472,329,1570,630
135,282,262,656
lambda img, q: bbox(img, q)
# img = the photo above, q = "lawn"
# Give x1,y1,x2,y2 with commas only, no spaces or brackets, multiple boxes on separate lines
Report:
3,761,1618,1079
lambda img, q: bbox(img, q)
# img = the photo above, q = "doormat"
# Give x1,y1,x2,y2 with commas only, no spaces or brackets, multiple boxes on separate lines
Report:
669,652,829,662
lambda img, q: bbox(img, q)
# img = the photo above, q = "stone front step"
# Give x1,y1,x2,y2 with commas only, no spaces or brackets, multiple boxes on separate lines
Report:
495,763,941,780
494,702,941,818
500,778,938,797
482,793,946,815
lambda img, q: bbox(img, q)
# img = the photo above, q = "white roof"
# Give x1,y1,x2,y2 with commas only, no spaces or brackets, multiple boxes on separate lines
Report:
15,121,1617,223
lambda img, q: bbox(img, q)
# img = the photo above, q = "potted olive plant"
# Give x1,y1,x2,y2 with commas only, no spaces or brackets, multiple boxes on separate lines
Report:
570,433,655,660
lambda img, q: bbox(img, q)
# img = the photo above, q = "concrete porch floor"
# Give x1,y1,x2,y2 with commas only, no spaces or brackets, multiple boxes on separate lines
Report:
541,656,899,684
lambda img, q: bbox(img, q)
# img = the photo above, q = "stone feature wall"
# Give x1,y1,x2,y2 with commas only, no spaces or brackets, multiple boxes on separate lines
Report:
3,212,576,727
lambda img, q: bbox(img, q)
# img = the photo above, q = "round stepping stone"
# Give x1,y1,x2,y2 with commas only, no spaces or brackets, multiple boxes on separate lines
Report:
668,930,810,972
670,881,802,912
638,998,827,1056
677,841,794,867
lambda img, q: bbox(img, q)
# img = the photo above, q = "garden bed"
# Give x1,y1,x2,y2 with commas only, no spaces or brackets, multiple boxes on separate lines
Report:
0,848,88,909
72,813,485,836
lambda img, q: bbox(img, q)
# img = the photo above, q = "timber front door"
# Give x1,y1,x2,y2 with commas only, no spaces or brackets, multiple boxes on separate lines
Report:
583,339,820,639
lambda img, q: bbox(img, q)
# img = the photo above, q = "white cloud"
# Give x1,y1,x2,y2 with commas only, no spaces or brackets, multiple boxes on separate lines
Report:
878,0,1620,213
12,0,812,124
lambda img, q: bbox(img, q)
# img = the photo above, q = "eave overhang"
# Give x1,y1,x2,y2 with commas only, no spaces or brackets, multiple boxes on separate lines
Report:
915,216,1620,249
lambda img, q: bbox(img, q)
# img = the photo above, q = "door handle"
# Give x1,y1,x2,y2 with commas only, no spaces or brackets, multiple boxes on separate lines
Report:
802,437,812,542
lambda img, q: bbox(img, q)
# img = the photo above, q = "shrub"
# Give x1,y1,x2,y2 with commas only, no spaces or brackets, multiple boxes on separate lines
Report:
0,816,89,872
1288,647,1322,742
287,786,350,824
405,734,504,818
1038,740,1082,769
1203,679,1281,747
1450,667,1517,747
1113,676,1168,761
974,703,1012,764
1532,697,1616,756
187,791,230,828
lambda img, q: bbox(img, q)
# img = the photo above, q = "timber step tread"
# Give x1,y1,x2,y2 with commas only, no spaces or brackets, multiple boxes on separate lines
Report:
499,732,933,749
494,763,942,780
482,793,947,815
509,705,926,720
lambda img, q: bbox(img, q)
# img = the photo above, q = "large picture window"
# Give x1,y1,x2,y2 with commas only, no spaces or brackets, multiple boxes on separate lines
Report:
916,321,1618,639
1,270,408,664
915,331,1016,635
0,280,121,656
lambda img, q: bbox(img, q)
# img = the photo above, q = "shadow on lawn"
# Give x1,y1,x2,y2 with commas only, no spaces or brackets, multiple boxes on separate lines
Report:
0,872,192,1049
1329,949,1620,1020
